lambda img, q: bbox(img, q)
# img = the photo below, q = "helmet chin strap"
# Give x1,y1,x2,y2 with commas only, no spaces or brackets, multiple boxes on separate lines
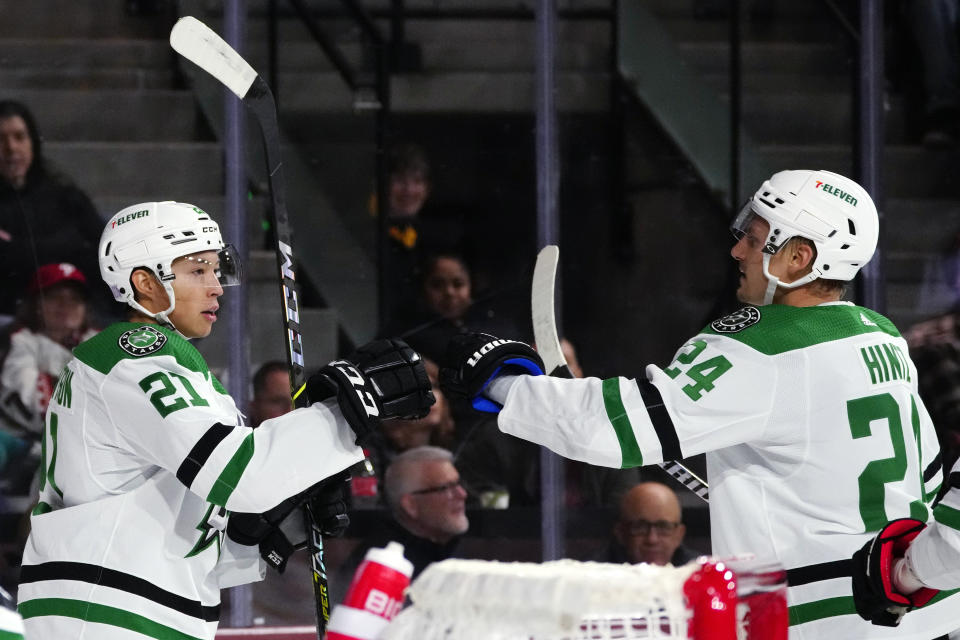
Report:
760,253,818,305
127,281,188,339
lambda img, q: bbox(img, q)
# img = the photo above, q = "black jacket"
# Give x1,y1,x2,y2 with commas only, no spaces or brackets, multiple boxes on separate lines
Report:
0,173,104,314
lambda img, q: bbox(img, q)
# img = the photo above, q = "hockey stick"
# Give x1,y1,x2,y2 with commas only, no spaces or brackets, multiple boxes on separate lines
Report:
531,245,710,503
170,16,331,636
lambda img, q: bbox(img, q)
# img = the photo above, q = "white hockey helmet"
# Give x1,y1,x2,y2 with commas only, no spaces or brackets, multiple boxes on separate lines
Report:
99,201,241,327
731,169,878,304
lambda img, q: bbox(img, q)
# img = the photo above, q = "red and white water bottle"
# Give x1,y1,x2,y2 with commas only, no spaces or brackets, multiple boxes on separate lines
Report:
326,542,413,640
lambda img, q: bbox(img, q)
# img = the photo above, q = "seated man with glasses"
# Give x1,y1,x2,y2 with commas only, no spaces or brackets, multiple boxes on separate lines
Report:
606,482,699,567
335,445,469,598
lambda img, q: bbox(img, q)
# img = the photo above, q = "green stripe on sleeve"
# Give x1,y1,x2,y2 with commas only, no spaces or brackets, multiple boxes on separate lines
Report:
934,503,960,530
206,433,255,507
18,598,203,640
0,630,23,639
601,378,644,468
788,589,960,627
788,596,855,626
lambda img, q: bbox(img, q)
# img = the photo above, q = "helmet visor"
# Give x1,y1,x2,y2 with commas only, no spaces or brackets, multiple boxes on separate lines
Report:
730,202,790,255
217,244,242,287
173,244,242,288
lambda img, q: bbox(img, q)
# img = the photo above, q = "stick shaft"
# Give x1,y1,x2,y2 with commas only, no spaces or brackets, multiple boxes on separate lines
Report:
171,17,328,636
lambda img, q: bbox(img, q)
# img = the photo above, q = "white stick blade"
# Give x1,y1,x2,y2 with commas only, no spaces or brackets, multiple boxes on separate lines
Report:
531,245,566,375
170,16,257,99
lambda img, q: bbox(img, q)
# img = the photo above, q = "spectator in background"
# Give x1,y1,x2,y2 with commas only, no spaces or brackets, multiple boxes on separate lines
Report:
248,361,292,428
381,252,524,366
456,338,638,508
605,482,699,567
378,143,469,326
381,143,433,323
1,264,98,435
335,446,468,603
0,263,98,492
0,101,105,318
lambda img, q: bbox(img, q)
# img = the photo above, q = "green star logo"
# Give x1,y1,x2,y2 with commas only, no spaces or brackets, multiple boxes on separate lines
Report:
118,326,168,357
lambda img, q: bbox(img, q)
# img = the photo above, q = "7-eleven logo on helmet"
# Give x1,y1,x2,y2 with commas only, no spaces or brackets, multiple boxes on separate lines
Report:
814,180,858,206
111,209,150,228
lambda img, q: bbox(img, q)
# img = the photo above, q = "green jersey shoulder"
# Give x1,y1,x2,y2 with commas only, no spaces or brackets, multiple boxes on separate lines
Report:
700,304,901,355
73,322,227,393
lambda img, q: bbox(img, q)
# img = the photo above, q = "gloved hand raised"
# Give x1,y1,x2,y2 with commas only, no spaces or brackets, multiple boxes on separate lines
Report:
307,338,435,447
851,518,939,627
440,332,544,413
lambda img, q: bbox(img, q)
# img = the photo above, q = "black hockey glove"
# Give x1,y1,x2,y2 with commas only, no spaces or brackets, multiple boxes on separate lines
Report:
440,332,544,413
307,338,435,447
227,472,351,573
851,518,939,627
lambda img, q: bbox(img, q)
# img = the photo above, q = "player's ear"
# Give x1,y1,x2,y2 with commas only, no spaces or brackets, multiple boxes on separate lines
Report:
130,268,166,307
792,240,816,272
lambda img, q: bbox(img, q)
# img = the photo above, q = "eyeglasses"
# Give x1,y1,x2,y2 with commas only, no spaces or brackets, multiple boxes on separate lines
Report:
621,519,681,537
409,480,462,498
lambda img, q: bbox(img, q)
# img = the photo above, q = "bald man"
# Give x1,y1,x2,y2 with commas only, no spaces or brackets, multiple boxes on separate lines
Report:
610,482,698,566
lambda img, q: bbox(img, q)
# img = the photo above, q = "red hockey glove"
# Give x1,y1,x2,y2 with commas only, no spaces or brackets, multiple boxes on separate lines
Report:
851,518,939,627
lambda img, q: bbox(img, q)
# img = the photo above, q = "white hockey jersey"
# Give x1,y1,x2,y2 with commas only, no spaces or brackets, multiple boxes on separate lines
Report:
907,457,960,591
17,322,364,640
496,302,960,639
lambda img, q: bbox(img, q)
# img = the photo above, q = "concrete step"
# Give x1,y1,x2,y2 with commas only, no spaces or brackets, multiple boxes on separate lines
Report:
193,306,339,374
0,68,176,90
238,36,607,76
730,91,908,145
884,198,960,252
203,11,612,52
646,0,831,20
0,38,171,69
656,14,844,43
275,70,610,114
677,41,847,75
0,90,202,142
0,0,170,39
45,141,222,196
700,70,849,94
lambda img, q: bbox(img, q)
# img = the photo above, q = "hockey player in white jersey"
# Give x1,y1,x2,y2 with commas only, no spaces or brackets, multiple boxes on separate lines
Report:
17,201,435,640
441,169,959,639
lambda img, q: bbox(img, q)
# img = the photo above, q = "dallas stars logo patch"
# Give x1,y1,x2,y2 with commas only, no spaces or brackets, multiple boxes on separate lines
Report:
711,306,761,333
119,326,167,356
